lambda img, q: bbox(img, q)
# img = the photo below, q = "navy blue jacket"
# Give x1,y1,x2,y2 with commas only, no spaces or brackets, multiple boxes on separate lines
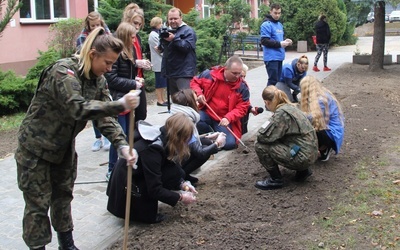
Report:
161,24,197,78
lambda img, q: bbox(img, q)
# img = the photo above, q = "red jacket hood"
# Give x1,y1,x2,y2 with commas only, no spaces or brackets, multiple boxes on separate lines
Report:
210,66,242,89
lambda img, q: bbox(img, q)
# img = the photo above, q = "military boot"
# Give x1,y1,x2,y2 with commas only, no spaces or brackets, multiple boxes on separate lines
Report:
30,246,45,250
255,167,283,190
57,230,79,250
294,168,312,182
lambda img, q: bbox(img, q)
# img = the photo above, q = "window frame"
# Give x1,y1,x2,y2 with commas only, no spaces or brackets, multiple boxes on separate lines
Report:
19,0,70,24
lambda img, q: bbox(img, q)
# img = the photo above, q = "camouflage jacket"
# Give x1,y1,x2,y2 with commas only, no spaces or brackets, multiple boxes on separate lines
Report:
18,57,127,164
257,104,318,159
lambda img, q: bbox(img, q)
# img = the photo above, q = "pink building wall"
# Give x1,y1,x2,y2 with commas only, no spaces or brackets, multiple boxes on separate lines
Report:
0,0,88,76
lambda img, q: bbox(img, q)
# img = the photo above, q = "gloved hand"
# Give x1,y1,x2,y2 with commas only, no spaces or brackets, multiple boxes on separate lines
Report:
204,132,219,140
135,59,152,70
280,41,290,48
180,191,197,205
119,146,138,169
118,90,141,110
180,180,198,194
215,132,227,148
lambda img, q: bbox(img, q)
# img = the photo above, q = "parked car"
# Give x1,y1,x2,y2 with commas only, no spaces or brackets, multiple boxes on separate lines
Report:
389,10,400,23
366,12,374,23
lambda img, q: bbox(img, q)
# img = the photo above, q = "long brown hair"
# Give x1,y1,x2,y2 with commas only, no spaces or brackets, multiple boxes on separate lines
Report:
164,113,193,164
84,11,106,32
171,89,199,112
115,22,137,61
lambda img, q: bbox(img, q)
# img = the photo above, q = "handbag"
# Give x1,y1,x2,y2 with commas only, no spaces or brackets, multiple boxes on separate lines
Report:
312,35,317,45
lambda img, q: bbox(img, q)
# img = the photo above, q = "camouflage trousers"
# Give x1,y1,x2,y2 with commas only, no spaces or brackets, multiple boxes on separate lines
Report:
15,145,77,248
255,142,312,172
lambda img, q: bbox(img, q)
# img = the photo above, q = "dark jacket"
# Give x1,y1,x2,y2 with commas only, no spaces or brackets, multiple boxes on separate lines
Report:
107,122,184,223
315,20,331,44
105,53,147,121
161,24,197,78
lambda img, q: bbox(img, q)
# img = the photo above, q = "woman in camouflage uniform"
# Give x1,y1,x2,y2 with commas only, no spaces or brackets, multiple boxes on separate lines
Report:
254,86,318,190
15,28,140,250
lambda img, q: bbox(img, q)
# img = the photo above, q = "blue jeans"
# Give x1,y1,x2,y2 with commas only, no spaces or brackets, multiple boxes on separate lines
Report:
264,60,282,86
92,121,101,139
108,113,130,172
198,110,237,150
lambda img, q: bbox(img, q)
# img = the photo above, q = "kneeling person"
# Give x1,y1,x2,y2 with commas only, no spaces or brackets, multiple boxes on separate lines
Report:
254,86,318,190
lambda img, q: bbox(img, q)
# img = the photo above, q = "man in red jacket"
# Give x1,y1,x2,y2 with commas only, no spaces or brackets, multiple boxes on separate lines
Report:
190,56,250,150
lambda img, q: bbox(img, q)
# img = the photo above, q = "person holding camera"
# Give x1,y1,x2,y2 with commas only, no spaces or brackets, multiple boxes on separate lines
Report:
160,7,197,96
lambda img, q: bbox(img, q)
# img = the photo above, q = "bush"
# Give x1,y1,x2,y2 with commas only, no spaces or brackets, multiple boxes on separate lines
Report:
25,48,61,82
0,70,36,115
48,18,83,58
143,70,155,92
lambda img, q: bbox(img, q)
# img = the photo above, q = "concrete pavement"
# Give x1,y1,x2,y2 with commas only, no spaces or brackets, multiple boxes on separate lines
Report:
1,37,398,250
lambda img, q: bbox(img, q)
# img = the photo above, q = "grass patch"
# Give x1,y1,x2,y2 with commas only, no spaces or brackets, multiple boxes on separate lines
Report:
0,113,24,131
312,152,400,249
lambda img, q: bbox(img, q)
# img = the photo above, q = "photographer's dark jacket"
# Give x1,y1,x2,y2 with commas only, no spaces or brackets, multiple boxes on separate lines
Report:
161,23,197,78
105,52,147,121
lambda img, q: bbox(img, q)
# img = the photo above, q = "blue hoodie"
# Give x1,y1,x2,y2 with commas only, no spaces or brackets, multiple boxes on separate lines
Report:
260,16,285,61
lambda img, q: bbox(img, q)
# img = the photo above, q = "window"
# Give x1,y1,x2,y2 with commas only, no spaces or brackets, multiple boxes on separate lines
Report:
20,0,69,22
203,0,212,19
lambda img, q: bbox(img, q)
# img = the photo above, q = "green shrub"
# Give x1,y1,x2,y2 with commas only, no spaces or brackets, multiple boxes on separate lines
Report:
25,48,61,82
143,70,155,92
0,70,36,115
48,18,83,58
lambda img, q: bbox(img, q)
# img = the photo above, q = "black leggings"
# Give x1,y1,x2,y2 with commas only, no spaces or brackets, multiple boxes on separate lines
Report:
316,130,334,150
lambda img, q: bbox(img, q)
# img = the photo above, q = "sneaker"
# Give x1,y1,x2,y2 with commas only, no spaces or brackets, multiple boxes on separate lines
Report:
105,171,112,182
103,137,111,151
323,66,331,71
319,147,333,162
312,66,320,72
91,139,103,152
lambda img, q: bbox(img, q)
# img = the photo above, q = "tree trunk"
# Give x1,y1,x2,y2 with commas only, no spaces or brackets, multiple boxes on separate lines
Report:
369,1,385,71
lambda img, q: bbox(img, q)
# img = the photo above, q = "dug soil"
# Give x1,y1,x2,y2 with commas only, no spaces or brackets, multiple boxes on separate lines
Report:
106,63,400,250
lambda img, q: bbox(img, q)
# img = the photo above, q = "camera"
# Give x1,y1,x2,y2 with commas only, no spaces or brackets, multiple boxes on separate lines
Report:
159,25,177,39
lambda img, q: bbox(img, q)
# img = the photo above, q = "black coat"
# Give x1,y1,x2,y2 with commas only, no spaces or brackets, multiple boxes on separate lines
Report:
104,53,147,121
315,20,331,44
161,24,197,78
106,128,184,223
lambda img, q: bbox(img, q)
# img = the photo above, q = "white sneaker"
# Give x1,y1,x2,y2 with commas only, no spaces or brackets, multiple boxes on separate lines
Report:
105,171,112,182
91,139,103,152
103,137,111,151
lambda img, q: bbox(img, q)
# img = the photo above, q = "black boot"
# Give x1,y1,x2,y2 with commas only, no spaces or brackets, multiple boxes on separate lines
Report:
255,168,283,190
294,168,312,182
57,230,79,250
30,246,45,250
